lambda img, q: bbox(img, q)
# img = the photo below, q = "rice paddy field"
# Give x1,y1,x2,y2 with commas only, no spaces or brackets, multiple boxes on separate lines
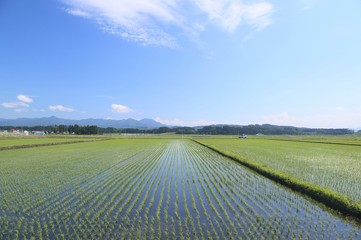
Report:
196,138,361,202
0,137,360,239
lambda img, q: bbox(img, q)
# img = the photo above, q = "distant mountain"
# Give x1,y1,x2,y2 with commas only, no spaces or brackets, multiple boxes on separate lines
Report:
0,116,167,129
138,118,166,129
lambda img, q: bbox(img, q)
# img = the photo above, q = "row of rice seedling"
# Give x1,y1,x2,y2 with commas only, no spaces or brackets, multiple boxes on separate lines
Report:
66,144,167,239
1,138,360,239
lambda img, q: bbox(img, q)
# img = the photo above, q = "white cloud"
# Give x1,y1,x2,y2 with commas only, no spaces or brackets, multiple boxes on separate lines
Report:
155,117,184,126
111,104,132,113
193,0,273,31
17,94,33,103
62,0,273,47
1,102,29,108
262,110,361,128
15,109,28,113
49,105,75,112
33,109,47,112
155,117,217,126
1,94,33,111
242,2,273,30
62,0,181,47
65,8,92,17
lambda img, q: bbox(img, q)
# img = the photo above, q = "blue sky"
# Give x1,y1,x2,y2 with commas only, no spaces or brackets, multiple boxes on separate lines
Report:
1,0,361,128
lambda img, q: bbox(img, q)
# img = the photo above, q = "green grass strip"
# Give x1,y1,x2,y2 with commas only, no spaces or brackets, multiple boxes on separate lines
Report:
192,139,361,221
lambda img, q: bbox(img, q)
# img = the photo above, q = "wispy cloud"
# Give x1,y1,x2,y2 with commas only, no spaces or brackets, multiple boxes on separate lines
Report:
17,94,33,103
49,105,75,112
33,109,47,112
155,117,184,126
65,8,91,17
15,109,28,113
111,104,132,113
62,0,273,47
155,117,217,126
1,102,29,108
193,0,273,31
262,110,361,128
62,0,181,47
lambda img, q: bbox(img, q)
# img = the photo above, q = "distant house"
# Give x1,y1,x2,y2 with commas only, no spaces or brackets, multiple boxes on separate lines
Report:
10,129,19,134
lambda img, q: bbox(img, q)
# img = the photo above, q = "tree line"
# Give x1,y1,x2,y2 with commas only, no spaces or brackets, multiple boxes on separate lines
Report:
98,124,354,135
0,124,354,135
196,124,354,135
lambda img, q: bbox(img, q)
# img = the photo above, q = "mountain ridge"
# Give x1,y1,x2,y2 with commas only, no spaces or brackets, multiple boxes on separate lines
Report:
0,116,167,129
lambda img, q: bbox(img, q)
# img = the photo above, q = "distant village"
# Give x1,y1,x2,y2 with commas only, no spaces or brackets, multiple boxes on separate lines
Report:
1,129,49,135
0,124,99,135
